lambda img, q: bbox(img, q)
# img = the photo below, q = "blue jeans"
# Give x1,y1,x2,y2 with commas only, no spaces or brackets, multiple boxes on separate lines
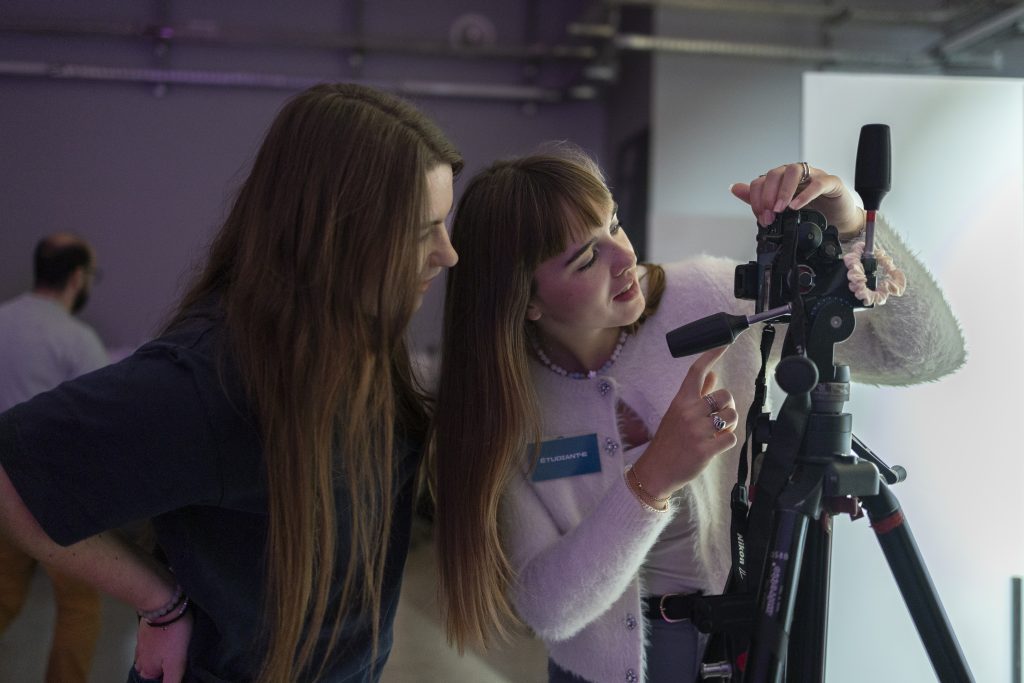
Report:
547,618,707,683
646,617,707,682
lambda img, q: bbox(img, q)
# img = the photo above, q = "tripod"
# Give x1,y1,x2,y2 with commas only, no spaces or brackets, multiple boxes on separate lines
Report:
692,297,975,682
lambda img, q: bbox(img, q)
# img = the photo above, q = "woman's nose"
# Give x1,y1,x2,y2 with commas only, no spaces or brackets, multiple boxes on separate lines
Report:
430,229,458,268
612,243,636,277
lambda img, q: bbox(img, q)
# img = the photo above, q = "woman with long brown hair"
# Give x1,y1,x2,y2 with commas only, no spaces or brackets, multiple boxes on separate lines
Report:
0,82,460,682
433,146,964,682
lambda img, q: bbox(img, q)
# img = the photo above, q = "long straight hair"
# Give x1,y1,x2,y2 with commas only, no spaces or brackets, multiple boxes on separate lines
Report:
432,147,664,650
167,83,461,681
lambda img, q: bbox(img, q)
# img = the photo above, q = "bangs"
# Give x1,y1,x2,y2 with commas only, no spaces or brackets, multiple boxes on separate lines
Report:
448,149,614,298
530,161,612,261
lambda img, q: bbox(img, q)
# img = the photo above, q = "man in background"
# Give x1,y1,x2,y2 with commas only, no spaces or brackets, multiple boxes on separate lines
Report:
0,233,108,682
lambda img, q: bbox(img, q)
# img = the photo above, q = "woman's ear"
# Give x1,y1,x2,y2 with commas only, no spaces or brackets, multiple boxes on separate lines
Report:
526,302,542,322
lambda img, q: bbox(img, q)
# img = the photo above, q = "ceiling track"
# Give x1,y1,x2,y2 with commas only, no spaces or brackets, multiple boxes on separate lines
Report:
0,60,569,103
937,2,1024,54
0,15,591,101
604,0,987,25
590,30,1002,69
0,19,595,62
593,0,1023,64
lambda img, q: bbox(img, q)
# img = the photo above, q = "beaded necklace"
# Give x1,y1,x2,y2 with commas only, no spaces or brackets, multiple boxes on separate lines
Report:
528,328,628,380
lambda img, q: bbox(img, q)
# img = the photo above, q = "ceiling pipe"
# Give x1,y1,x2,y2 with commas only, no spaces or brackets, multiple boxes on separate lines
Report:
0,19,596,62
603,0,974,25
569,24,1000,69
0,60,569,102
936,1,1024,54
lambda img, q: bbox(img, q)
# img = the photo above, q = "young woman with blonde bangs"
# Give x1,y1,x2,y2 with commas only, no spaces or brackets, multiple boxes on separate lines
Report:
0,83,460,682
433,146,965,683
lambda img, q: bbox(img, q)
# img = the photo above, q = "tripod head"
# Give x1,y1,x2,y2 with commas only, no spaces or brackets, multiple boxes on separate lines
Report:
667,206,865,380
669,123,894,371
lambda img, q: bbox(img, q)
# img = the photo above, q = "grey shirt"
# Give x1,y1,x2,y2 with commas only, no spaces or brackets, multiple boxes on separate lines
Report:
0,293,108,411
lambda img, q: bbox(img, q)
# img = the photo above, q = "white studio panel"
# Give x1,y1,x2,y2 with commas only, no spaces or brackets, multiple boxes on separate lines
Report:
804,71,1024,683
648,56,806,264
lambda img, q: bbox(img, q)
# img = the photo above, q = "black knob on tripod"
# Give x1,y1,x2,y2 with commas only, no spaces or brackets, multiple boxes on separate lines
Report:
775,355,818,395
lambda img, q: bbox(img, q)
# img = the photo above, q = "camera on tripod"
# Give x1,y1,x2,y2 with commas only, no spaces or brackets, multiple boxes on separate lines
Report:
734,208,859,316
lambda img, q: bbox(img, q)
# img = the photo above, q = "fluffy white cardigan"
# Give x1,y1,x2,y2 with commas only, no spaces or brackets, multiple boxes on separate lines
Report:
500,218,966,683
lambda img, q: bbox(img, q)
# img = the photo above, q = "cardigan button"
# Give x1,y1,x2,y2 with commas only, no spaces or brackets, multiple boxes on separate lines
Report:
626,669,638,683
599,380,612,396
625,613,637,630
605,437,619,454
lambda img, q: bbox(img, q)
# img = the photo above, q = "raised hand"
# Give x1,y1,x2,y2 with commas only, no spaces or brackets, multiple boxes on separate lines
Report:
631,345,739,502
730,162,866,239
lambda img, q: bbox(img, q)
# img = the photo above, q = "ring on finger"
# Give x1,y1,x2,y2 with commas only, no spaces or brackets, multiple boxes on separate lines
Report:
703,394,720,414
798,161,810,185
711,414,727,432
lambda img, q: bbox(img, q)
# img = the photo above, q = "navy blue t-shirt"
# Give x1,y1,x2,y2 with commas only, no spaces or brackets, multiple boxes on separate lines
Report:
0,303,421,681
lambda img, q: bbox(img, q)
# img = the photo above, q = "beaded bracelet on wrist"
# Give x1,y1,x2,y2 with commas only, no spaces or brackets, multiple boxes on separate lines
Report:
144,597,190,629
137,584,184,621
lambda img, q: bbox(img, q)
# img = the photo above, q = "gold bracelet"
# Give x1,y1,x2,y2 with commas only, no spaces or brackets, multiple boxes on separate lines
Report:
625,465,670,511
627,464,670,502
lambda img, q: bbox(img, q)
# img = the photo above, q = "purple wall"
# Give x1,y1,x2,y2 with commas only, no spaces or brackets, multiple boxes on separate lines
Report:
0,0,608,353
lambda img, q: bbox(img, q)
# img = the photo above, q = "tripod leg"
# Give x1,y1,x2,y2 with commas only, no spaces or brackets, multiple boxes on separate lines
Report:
787,514,832,683
861,481,975,683
745,474,822,683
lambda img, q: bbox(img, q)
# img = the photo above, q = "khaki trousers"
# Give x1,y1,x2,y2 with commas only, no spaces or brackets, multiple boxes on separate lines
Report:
0,531,102,683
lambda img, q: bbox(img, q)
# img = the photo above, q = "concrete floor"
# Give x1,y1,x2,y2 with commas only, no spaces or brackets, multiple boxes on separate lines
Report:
0,528,547,683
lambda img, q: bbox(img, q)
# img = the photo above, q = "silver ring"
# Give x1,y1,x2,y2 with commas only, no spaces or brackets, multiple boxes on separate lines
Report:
799,161,810,185
703,394,719,414
712,414,727,432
